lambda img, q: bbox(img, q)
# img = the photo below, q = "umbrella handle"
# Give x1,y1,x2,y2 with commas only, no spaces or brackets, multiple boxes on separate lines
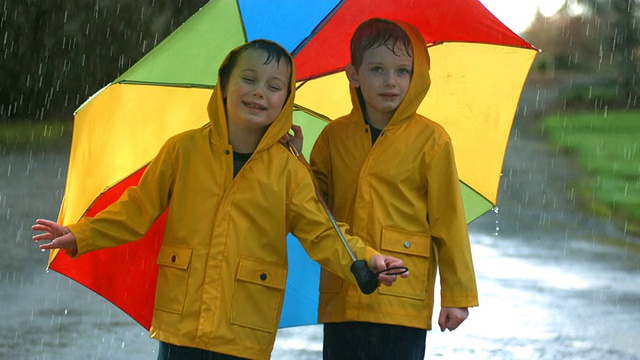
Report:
285,141,378,295
350,259,379,295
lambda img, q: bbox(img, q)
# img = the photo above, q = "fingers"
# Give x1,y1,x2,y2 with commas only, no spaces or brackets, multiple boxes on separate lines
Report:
438,308,469,332
32,232,56,242
290,124,303,140
370,255,409,287
32,219,77,250
277,134,289,145
39,239,59,250
34,218,59,229
32,219,63,234
32,219,64,241
370,254,385,272
37,233,77,250
377,273,398,287
438,310,447,332
383,256,409,278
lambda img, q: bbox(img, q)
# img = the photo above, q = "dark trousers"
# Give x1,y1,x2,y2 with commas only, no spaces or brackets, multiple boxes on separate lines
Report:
157,341,245,360
323,322,427,360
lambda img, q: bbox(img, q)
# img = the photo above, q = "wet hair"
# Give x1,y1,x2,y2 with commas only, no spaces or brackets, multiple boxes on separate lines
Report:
350,18,413,70
219,40,293,97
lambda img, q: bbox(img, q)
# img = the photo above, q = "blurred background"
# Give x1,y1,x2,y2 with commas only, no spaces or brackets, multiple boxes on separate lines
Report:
2,0,638,122
1,0,638,359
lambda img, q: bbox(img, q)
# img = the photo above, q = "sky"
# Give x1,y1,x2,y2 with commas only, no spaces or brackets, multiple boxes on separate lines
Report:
479,0,567,34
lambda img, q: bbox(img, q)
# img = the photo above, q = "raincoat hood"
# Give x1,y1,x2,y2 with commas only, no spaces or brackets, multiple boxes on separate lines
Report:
206,39,296,153
350,20,431,130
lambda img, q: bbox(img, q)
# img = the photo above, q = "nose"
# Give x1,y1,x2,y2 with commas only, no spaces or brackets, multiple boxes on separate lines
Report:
252,86,265,98
384,73,397,88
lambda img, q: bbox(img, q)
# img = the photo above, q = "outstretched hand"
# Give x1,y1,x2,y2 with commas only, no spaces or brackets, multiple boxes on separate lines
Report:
278,124,303,154
32,219,78,250
369,254,409,287
438,307,469,332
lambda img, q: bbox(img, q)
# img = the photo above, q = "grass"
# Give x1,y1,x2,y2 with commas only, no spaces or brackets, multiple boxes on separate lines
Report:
542,110,640,235
0,119,73,154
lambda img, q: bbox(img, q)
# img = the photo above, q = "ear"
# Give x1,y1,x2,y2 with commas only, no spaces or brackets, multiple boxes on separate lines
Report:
345,64,360,88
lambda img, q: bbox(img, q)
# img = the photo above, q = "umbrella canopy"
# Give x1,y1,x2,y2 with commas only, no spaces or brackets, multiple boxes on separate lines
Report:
293,1,537,222
50,0,537,331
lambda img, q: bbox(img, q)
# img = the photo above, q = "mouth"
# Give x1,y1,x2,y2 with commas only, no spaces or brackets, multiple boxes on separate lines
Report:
380,93,399,99
243,101,267,110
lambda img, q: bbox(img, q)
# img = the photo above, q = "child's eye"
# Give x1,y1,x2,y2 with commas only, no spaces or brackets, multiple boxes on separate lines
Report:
370,66,383,73
268,84,283,91
241,77,255,83
397,68,412,75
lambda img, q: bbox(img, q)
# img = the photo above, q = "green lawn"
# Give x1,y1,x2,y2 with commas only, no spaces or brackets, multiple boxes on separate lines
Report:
543,111,640,235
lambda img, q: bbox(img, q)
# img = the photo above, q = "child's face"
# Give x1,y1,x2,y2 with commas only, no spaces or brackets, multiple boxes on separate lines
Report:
224,48,291,131
348,42,412,125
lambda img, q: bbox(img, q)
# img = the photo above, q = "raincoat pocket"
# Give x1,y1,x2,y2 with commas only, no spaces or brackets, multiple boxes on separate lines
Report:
231,257,287,332
378,227,430,300
154,243,193,314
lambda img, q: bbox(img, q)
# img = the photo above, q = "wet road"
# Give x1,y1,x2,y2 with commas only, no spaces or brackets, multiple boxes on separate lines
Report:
1,78,639,359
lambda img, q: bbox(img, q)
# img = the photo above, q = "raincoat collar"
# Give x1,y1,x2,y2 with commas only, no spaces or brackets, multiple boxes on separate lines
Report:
206,40,296,153
349,20,431,130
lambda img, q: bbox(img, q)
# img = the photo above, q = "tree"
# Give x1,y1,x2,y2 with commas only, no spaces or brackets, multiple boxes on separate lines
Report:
524,0,639,109
583,0,640,107
0,0,207,122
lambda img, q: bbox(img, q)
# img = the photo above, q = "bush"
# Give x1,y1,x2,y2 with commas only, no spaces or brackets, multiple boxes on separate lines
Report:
0,120,72,155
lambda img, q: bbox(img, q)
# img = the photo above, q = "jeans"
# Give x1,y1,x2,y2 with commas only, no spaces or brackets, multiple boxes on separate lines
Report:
157,341,245,360
323,321,427,360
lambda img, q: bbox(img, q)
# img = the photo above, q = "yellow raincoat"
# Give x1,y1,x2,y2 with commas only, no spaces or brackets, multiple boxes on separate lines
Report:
67,41,377,359
310,21,478,330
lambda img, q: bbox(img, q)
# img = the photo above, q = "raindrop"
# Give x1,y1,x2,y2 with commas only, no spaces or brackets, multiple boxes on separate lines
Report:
492,207,500,236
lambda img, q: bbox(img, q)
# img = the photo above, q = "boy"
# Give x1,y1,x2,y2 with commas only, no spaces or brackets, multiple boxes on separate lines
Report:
309,19,478,359
32,39,405,360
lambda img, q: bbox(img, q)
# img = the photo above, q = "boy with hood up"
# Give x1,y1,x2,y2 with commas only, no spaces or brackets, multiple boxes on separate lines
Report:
308,19,479,359
31,40,406,360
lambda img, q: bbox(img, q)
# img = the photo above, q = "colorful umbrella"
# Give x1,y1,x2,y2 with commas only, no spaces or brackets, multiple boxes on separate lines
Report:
49,0,537,331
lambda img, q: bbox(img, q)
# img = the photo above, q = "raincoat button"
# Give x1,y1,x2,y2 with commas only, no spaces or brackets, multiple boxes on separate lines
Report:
225,150,230,155
260,273,267,281
403,241,411,249
171,254,177,263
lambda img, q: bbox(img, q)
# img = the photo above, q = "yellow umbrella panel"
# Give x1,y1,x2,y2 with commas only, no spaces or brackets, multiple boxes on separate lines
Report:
295,42,537,223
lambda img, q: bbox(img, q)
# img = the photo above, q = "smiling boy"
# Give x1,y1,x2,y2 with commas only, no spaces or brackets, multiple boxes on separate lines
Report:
33,40,405,360
310,19,479,359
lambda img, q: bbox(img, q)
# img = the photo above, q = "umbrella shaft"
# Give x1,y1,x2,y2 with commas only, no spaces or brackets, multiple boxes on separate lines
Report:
286,141,358,262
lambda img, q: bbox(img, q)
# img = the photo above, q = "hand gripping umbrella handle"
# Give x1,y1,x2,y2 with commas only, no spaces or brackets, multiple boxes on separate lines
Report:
350,260,379,295
286,141,378,295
